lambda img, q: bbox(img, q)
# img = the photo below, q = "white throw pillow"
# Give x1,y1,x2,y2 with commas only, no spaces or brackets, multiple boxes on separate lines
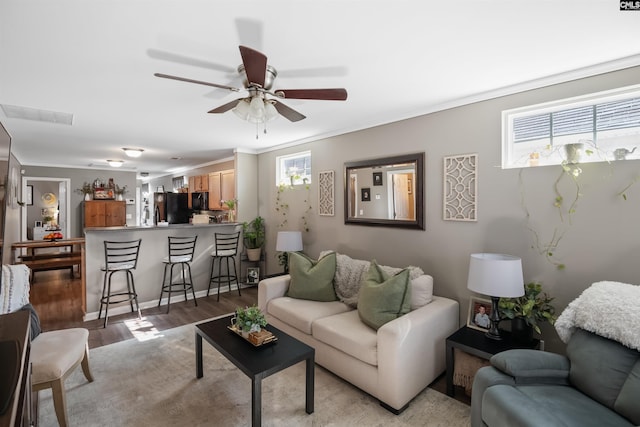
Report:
410,275,433,310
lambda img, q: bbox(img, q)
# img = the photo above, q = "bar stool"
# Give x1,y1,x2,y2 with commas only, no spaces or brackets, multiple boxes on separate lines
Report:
98,239,142,328
208,231,241,301
158,236,198,313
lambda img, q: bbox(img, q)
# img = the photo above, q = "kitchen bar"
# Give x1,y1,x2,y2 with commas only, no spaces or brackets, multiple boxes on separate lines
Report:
83,222,240,320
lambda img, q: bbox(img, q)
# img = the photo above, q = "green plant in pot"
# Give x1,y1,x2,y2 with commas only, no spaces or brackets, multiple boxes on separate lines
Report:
499,282,557,343
242,216,265,261
234,305,267,335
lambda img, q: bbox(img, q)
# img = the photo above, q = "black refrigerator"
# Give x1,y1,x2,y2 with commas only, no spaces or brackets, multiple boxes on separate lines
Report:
153,192,189,224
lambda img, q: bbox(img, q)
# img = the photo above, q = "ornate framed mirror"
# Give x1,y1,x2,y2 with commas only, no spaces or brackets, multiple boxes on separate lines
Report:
344,152,424,229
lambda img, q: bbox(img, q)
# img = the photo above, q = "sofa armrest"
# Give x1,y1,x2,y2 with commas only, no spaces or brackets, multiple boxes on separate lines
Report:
257,274,291,312
491,349,570,385
376,296,459,410
471,366,516,427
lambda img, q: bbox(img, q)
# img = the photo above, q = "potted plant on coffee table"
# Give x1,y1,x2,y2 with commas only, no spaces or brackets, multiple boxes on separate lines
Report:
499,282,557,343
242,216,265,261
235,305,268,336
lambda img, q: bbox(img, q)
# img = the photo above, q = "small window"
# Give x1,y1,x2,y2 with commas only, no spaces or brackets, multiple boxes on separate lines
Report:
276,151,312,186
502,84,640,169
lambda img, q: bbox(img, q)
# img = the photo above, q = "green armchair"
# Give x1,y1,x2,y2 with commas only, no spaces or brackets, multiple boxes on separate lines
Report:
471,328,640,427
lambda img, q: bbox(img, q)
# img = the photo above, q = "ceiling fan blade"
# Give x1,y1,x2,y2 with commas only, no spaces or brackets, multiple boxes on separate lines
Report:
208,99,244,114
276,88,348,101
147,49,236,74
273,101,306,122
239,45,267,88
154,73,240,92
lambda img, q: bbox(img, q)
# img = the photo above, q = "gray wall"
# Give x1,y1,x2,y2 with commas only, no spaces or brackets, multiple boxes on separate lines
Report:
257,65,640,354
21,166,137,236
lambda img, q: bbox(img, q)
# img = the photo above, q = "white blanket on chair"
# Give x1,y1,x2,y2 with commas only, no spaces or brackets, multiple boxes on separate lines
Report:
1,264,31,314
555,281,640,351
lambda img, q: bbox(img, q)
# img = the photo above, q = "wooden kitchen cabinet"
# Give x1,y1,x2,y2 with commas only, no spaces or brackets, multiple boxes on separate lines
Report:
188,174,209,208
190,175,209,192
208,169,235,210
84,200,126,227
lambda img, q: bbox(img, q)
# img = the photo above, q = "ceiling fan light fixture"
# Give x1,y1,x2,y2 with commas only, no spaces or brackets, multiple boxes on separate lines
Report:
232,99,250,120
107,159,124,168
264,101,279,122
122,148,144,158
249,96,265,120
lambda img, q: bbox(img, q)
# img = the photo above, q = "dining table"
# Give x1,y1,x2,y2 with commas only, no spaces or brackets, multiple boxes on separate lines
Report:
11,237,86,311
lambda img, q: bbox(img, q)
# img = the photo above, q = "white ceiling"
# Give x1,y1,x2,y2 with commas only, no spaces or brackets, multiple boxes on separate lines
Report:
2,1,640,180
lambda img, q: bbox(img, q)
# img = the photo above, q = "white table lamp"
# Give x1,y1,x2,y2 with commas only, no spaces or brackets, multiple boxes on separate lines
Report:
467,253,524,340
276,231,303,273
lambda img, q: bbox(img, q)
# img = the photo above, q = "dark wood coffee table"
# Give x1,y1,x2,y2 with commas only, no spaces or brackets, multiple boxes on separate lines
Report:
195,315,315,426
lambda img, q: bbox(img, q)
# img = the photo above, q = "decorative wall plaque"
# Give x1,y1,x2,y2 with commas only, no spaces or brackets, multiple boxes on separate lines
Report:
443,153,477,221
318,170,335,216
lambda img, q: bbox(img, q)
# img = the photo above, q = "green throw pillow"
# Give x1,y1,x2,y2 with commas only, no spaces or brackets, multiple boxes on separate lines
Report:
286,252,337,302
358,260,411,330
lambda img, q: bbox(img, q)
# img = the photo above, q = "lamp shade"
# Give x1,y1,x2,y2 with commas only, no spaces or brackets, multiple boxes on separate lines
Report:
467,253,524,298
276,231,303,252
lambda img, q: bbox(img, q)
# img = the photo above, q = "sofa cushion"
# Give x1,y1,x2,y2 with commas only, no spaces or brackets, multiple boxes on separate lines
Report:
357,260,411,330
615,359,640,425
410,274,433,309
313,310,378,366
482,384,635,427
320,251,425,308
567,329,640,417
286,252,337,302
267,296,351,335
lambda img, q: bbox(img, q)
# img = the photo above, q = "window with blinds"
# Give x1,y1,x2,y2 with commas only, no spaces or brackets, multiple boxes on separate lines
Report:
276,151,312,186
502,84,640,168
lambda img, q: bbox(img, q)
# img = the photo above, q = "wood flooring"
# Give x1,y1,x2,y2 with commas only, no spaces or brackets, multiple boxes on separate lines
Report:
29,269,470,405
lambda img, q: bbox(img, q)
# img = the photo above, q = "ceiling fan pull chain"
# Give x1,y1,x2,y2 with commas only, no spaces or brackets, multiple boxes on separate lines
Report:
256,122,259,140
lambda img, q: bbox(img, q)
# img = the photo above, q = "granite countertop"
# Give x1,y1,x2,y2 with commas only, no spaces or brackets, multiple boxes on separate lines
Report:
84,222,239,232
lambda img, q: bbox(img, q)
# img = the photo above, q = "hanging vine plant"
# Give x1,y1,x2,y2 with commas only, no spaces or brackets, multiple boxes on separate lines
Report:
275,182,312,231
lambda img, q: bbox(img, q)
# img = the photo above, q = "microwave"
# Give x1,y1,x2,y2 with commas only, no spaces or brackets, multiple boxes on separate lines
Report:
191,192,209,211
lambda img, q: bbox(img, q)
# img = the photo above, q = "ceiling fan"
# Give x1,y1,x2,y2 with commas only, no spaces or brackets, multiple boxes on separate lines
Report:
155,45,348,123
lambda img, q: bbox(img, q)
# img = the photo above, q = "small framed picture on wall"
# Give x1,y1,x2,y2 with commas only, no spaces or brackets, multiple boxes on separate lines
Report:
361,187,371,202
372,172,383,186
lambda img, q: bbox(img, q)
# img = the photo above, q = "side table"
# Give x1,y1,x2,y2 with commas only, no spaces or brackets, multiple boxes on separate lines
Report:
445,326,542,397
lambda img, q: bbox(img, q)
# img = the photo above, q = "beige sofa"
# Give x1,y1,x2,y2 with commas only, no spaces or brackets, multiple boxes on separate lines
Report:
257,254,459,413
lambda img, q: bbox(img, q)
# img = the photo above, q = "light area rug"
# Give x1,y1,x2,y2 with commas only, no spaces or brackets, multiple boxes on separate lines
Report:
38,318,470,427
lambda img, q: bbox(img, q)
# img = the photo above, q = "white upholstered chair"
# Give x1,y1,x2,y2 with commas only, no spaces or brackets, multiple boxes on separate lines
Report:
31,328,94,427
1,264,94,427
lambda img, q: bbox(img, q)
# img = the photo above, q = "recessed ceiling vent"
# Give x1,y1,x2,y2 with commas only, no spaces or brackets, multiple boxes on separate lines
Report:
0,104,74,125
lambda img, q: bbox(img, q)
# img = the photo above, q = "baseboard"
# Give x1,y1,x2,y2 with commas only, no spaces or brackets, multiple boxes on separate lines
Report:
83,284,248,321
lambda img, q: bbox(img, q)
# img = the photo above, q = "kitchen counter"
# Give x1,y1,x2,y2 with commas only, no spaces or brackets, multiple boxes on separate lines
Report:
84,222,238,232
83,222,241,320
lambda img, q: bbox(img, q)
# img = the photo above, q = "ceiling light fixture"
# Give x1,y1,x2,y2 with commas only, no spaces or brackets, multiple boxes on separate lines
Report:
107,160,124,168
123,148,144,158
231,93,278,139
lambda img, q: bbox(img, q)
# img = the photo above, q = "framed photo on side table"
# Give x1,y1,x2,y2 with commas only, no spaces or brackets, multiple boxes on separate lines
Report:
247,267,260,285
467,297,492,331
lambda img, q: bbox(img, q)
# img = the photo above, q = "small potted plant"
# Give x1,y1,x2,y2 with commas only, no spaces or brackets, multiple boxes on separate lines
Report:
114,184,127,201
235,305,268,336
222,199,237,222
76,182,94,201
242,216,265,261
499,282,557,343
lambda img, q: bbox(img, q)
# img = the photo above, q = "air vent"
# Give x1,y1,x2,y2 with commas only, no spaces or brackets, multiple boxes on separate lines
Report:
0,104,73,125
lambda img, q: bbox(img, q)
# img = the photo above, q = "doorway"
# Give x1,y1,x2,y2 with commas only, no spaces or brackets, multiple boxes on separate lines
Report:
21,177,71,241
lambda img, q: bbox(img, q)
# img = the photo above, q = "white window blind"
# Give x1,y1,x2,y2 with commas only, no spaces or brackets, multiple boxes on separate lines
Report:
503,84,640,168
